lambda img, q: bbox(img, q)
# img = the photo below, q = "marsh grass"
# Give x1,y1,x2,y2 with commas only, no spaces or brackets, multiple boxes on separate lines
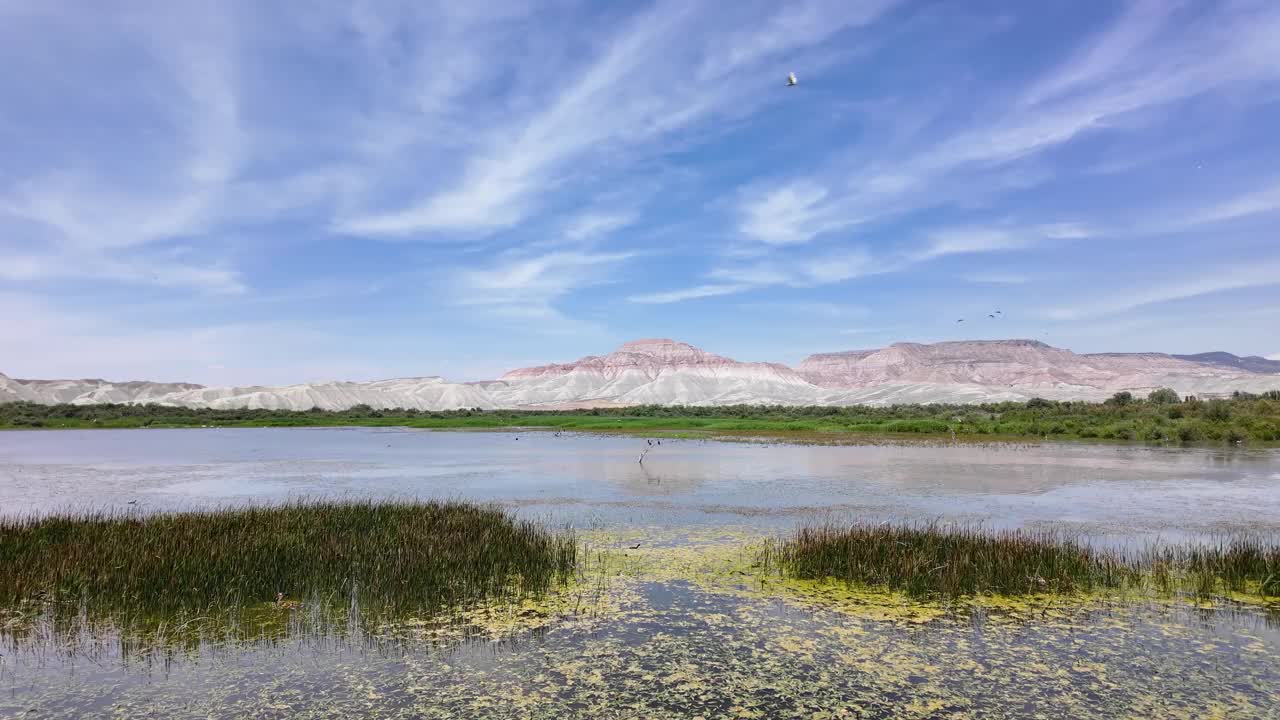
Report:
0,500,576,621
767,523,1280,600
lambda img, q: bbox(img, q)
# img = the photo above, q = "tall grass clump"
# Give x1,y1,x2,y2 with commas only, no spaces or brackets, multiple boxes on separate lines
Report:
768,523,1134,598
0,500,576,618
1143,536,1280,598
768,523,1280,600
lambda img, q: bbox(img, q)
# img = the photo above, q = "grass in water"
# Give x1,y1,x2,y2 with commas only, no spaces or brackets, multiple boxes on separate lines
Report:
0,500,576,619
767,523,1280,600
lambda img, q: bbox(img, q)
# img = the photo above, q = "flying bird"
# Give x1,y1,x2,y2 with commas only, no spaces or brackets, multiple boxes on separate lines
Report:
988,314,996,319
956,318,965,323
787,71,798,87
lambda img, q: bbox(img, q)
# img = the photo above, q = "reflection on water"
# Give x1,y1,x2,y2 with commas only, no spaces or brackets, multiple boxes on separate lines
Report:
2,428,1279,538
2,429,1280,717
4,578,1279,719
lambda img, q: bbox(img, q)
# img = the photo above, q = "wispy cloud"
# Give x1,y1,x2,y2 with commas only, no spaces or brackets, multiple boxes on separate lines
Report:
635,248,883,304
564,211,637,241
730,2,1280,249
910,223,1089,261
453,249,634,326
1047,259,1280,320
1180,180,1280,226
0,4,244,291
629,283,751,304
737,180,851,245
336,0,901,238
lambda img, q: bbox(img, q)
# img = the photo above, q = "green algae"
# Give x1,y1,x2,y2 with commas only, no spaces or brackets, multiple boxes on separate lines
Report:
4,525,1279,719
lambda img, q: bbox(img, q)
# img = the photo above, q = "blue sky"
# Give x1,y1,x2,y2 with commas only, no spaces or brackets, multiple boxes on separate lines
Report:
3,0,1279,384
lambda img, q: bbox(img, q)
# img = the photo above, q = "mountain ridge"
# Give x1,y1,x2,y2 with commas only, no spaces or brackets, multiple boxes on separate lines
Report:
3,339,1278,411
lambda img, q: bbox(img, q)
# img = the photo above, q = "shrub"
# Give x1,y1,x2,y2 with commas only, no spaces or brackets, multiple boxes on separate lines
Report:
1203,400,1232,422
1106,391,1134,406
1148,388,1181,404
1177,423,1206,443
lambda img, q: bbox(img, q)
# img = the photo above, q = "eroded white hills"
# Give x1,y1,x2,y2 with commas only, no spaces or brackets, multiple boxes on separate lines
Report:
3,338,1279,410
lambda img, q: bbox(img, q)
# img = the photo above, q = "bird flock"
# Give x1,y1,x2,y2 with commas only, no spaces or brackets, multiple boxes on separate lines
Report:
957,310,1002,323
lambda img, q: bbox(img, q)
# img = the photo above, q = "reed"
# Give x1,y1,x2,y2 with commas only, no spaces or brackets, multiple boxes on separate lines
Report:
0,500,576,618
767,522,1280,600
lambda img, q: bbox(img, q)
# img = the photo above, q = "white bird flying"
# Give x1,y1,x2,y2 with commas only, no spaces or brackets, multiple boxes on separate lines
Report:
787,71,798,87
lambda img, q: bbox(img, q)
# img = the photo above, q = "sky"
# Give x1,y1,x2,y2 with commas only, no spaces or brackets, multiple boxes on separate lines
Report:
2,0,1279,385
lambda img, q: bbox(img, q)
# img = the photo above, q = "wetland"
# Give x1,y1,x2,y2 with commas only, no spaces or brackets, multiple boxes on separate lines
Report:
2,428,1279,717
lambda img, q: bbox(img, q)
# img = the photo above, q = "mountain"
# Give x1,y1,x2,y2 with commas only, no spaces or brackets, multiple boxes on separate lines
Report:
487,339,822,408
1,374,203,405
799,340,1280,401
1170,352,1280,374
5,339,1280,410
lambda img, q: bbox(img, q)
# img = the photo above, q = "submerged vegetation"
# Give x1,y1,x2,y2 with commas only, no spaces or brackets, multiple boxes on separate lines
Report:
0,500,576,619
3,390,1280,442
768,523,1280,600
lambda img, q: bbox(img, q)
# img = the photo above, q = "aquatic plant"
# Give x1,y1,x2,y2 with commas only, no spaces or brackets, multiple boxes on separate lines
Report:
766,523,1135,598
0,500,576,618
768,523,1280,600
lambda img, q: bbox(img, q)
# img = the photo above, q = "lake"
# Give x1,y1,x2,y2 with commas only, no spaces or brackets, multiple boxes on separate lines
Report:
2,428,1279,718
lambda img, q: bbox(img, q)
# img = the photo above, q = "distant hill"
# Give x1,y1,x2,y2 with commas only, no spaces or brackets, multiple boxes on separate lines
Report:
5,339,1280,410
1171,352,1280,374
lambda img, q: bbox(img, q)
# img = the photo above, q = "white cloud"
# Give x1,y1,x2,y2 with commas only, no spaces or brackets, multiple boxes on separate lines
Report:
0,4,244,291
1180,180,1280,225
637,248,883,304
910,229,1025,262
909,223,1089,262
628,283,751,304
338,0,901,237
731,2,1280,248
564,211,637,241
1047,259,1280,320
738,180,846,245
453,250,634,326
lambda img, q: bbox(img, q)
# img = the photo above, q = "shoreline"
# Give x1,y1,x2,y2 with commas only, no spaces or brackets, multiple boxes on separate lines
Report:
4,420,1278,449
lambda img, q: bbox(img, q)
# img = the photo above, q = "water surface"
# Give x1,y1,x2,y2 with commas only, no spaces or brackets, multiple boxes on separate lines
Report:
3,428,1279,718
2,428,1278,538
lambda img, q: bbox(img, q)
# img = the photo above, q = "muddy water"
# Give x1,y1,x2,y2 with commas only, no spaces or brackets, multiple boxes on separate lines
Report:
2,428,1279,718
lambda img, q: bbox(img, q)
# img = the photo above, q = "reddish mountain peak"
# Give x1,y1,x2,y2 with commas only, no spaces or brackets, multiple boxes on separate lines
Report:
611,338,726,363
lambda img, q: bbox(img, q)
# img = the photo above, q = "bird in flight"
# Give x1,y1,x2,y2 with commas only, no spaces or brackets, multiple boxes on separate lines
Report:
956,318,965,323
988,314,996,319
787,71,798,87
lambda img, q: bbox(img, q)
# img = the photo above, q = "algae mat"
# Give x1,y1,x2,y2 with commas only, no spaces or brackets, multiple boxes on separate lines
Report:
3,530,1278,719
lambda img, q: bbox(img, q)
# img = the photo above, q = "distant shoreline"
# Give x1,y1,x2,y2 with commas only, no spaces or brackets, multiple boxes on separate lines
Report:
3,394,1278,445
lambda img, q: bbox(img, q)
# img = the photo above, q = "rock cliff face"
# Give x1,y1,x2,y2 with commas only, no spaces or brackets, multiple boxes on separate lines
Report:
3,339,1278,410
